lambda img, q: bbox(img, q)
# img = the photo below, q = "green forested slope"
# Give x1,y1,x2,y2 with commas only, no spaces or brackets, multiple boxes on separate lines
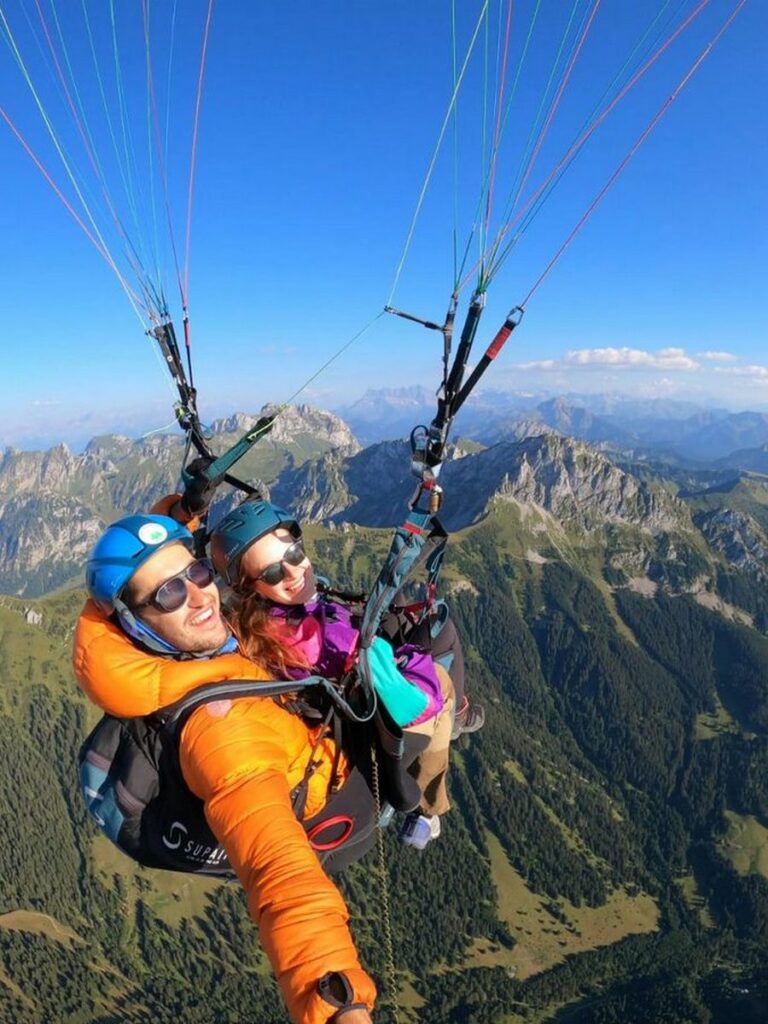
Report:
0,509,767,1022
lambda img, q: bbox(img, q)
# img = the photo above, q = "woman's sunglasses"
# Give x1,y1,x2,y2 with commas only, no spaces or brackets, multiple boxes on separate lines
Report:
253,541,307,586
131,558,216,613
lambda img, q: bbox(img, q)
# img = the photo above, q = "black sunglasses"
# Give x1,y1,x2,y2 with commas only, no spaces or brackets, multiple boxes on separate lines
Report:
253,541,307,586
131,558,216,613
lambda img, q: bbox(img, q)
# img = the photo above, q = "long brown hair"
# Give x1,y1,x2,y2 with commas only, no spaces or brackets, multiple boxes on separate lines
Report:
229,586,311,677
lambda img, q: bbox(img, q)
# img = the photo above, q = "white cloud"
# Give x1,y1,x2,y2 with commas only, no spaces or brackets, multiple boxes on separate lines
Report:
567,346,699,370
517,358,559,371
30,399,61,407
715,364,768,381
698,350,738,362
515,347,699,372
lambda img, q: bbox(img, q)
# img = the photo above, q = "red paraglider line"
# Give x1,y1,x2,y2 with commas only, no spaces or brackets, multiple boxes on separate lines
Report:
457,0,711,293
183,0,215,309
510,0,602,230
0,102,147,315
518,0,748,309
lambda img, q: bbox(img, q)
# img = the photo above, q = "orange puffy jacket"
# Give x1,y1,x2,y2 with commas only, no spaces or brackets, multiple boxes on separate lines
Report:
73,601,377,1023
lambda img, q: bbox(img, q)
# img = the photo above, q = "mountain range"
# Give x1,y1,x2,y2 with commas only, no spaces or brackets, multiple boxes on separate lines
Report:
337,388,768,464
0,400,767,1021
3,400,768,600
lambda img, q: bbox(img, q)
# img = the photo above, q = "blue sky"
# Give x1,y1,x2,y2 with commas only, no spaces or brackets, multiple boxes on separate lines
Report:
0,1,765,449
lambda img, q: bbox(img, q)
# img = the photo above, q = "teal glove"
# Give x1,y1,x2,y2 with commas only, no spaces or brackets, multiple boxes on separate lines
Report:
366,636,429,727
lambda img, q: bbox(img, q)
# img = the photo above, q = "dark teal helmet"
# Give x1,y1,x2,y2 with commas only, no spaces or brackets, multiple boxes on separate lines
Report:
210,500,300,585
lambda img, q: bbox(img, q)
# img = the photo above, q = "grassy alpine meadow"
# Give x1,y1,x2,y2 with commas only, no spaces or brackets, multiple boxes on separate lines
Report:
1,512,768,1021
469,831,659,981
719,811,768,880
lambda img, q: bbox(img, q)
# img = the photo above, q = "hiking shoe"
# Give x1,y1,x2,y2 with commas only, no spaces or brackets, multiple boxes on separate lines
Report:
451,696,486,740
400,813,441,850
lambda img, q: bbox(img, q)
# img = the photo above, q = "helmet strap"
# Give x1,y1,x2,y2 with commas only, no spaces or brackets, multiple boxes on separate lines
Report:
114,600,183,656
114,600,240,658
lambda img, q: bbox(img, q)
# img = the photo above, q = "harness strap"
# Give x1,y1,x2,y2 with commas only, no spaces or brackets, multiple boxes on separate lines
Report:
160,677,323,736
290,703,336,820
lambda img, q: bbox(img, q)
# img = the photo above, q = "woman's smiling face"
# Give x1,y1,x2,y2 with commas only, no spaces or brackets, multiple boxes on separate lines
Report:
240,527,316,605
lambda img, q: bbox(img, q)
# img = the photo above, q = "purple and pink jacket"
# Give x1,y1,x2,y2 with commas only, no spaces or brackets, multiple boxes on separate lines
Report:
271,594,443,727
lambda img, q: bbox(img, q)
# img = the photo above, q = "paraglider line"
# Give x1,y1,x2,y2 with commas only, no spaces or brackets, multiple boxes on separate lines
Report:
507,0,603,245
484,0,586,274
493,0,682,276
0,102,148,327
386,0,489,308
458,0,712,292
280,311,385,409
518,0,748,310
80,0,147,282
184,0,215,308
142,0,186,316
481,0,515,256
33,0,154,308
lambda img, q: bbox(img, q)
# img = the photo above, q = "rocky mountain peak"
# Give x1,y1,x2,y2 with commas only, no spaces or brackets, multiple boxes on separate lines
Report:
0,403,363,595
695,507,768,578
271,430,687,538
439,433,686,533
211,405,359,452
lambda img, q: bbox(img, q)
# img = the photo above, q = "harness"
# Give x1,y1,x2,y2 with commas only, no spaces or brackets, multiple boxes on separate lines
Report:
79,668,428,878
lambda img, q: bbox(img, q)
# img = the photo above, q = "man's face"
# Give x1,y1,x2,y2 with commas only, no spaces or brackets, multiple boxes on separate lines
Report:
127,542,229,653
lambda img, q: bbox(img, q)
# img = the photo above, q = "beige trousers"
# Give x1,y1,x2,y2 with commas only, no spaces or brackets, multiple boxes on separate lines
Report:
404,665,455,817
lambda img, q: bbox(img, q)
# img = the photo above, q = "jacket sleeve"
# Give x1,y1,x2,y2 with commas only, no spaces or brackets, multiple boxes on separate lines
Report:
179,698,376,1024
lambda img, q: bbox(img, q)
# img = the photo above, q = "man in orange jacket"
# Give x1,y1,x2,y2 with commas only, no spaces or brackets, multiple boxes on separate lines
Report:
73,512,376,1024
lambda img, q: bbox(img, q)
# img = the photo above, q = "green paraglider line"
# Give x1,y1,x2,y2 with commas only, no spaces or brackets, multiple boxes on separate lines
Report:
506,0,603,249
517,0,749,311
33,0,158,315
110,0,153,302
386,0,489,309
453,0,545,293
80,0,148,290
457,0,713,294
142,0,185,319
483,0,586,274
489,0,683,280
279,311,386,410
480,0,515,279
143,0,164,312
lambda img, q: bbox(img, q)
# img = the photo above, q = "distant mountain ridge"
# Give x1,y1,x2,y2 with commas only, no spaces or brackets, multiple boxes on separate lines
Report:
0,405,357,596
337,388,768,464
716,442,768,475
4,400,768,607
274,432,686,535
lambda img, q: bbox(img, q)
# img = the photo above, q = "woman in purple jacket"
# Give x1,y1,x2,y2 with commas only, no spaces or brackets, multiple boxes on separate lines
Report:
210,499,457,848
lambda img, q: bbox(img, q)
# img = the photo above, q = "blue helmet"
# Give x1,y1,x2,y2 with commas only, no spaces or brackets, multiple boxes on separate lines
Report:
87,515,194,615
86,514,237,658
210,500,300,585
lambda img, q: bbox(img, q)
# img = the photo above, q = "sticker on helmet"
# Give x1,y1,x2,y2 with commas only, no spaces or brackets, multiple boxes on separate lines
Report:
138,523,169,546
